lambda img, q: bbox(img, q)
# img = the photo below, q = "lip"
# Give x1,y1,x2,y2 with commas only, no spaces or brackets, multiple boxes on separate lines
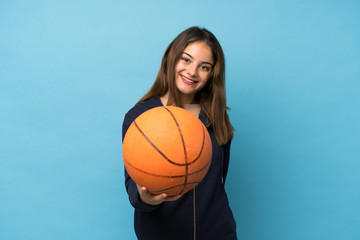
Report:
180,74,198,86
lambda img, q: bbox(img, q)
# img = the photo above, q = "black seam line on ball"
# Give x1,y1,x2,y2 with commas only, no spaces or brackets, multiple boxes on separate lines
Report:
148,182,200,193
161,107,206,163
162,106,188,195
123,157,211,178
133,115,205,166
134,120,184,166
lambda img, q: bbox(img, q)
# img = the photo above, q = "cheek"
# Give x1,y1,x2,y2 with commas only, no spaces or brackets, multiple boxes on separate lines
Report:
200,72,211,84
175,61,185,72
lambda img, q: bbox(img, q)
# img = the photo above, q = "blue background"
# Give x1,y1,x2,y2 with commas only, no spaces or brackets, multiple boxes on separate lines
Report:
1,1,359,239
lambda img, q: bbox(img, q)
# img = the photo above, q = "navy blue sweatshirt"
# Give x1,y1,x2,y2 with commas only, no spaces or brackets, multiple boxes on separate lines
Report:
122,98,237,240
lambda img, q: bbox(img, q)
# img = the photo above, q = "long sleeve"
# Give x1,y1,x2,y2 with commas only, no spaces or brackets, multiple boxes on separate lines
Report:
222,140,232,184
122,113,160,212
121,98,237,239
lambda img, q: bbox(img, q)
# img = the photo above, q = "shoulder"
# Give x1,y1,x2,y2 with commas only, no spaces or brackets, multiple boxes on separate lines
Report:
125,97,162,120
122,97,162,140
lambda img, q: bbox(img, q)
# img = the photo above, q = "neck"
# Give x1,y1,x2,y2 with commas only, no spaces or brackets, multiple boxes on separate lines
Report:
161,92,195,106
181,94,196,104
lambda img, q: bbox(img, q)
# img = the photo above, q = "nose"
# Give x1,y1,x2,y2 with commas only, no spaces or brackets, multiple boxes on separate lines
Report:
187,64,197,77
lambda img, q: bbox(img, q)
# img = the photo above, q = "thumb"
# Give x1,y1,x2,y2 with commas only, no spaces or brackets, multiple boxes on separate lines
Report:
152,192,168,201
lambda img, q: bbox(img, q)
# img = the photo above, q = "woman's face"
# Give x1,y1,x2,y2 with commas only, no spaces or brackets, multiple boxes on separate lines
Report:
174,41,214,104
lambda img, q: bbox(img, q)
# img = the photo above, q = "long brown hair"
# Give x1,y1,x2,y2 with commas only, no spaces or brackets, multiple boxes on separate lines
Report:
136,26,233,145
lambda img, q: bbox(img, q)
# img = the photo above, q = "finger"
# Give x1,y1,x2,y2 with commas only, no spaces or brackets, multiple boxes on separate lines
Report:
152,192,167,201
137,185,151,199
136,185,148,194
140,187,166,199
143,193,167,206
137,185,168,205
165,194,183,201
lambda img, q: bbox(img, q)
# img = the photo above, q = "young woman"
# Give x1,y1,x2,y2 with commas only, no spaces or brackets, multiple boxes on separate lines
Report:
122,26,237,240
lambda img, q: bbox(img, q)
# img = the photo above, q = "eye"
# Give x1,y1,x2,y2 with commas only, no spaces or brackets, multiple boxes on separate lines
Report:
201,65,211,71
181,57,191,64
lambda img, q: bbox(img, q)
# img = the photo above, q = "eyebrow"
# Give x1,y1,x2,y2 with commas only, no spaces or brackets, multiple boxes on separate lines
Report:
183,52,214,67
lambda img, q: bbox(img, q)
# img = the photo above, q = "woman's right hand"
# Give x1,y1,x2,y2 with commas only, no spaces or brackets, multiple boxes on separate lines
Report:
136,184,183,206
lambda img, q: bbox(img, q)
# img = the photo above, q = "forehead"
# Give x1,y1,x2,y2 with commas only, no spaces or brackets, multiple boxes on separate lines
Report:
183,41,213,63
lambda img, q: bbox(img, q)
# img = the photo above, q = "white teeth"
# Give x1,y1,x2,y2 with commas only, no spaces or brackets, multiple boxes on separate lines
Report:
182,75,195,83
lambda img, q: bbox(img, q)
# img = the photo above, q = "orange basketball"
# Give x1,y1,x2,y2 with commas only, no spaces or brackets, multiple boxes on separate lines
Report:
123,106,212,196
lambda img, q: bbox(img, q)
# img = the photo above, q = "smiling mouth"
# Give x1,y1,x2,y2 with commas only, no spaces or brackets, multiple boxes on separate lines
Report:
180,74,198,85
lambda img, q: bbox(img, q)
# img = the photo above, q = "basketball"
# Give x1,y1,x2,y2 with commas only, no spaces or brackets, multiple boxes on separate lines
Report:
122,106,212,196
